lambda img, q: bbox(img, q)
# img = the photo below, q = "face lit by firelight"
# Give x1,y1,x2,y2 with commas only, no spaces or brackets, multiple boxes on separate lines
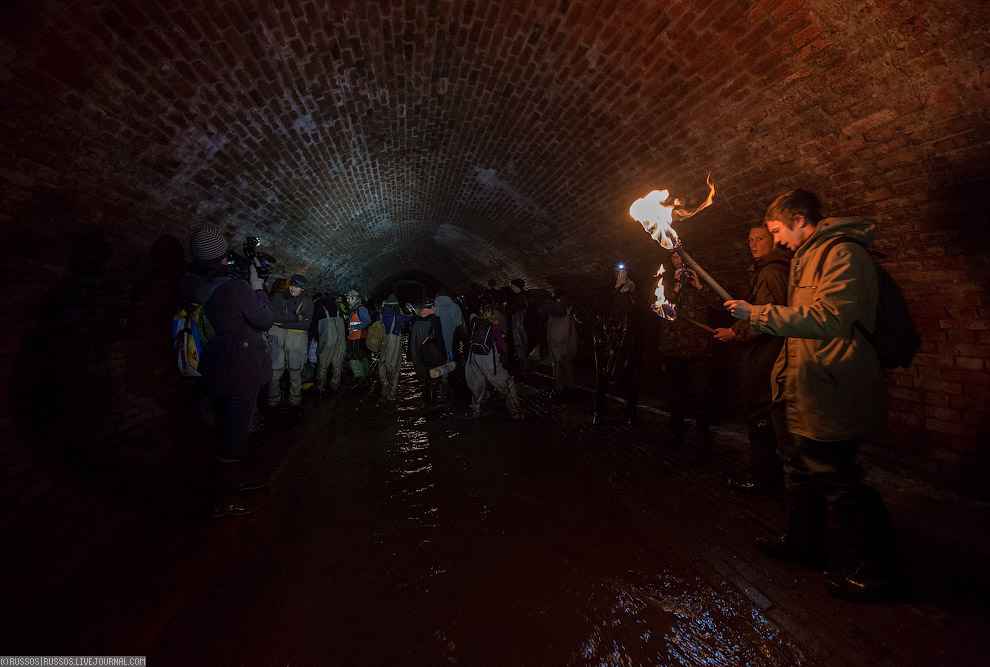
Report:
766,216,812,251
748,227,774,260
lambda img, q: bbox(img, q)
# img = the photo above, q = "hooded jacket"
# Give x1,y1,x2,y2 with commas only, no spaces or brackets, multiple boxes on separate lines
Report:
749,217,882,441
433,295,464,357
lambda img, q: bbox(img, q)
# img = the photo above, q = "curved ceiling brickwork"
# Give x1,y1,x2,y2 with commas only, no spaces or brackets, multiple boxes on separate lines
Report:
4,0,985,290
1,0,989,468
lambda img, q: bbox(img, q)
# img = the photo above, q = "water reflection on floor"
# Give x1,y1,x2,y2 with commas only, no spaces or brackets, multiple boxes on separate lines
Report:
147,360,811,666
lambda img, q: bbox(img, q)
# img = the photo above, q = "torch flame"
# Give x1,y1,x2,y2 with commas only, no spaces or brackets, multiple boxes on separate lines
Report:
651,265,676,321
629,173,716,250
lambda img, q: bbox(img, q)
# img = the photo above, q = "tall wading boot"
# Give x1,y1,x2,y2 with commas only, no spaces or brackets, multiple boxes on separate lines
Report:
211,460,260,518
756,491,828,569
730,421,784,494
826,486,908,602
239,441,274,493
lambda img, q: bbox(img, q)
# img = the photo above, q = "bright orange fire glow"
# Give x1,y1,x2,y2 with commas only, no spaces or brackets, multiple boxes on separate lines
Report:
629,174,716,250
652,265,675,320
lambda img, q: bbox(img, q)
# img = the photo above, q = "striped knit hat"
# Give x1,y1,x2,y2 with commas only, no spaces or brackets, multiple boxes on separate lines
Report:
191,227,229,261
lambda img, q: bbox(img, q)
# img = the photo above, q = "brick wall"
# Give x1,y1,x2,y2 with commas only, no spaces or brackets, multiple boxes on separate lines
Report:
1,0,988,514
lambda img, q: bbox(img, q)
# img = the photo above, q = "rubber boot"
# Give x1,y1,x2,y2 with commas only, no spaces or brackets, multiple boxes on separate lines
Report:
211,460,260,518
240,443,274,492
834,485,904,581
757,491,827,569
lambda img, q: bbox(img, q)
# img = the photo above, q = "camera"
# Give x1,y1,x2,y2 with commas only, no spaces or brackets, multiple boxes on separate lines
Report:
227,236,276,280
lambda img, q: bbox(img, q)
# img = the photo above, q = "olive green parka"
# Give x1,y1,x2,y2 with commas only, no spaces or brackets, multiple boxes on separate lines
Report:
749,217,883,441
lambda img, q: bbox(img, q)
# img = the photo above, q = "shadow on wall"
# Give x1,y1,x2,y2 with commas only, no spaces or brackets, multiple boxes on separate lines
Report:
13,232,207,514
943,173,990,498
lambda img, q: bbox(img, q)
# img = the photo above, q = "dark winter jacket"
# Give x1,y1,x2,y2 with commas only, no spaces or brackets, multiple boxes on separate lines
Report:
734,246,792,421
271,291,313,332
178,262,274,396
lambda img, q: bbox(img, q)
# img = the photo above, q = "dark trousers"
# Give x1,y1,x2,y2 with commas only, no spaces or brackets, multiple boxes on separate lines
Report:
210,392,257,461
593,341,641,419
748,416,783,486
772,404,899,571
663,355,712,442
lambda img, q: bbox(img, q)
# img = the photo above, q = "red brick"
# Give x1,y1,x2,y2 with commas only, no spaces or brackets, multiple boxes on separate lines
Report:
747,0,776,22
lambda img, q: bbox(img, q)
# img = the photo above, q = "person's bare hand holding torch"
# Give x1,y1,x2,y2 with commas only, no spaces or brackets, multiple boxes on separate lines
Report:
724,299,753,322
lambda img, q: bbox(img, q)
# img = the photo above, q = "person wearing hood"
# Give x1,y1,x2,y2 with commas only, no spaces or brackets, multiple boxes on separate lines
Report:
715,223,792,494
433,289,464,363
378,294,413,400
177,227,273,517
726,189,903,603
268,274,313,411
408,300,446,405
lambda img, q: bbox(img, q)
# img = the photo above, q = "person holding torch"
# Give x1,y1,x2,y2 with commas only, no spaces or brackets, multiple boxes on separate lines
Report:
714,223,792,493
724,189,904,603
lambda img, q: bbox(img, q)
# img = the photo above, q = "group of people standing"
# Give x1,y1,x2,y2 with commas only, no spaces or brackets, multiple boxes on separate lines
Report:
178,186,904,603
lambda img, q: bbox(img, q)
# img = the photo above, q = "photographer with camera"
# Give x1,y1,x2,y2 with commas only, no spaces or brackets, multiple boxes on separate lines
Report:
659,250,721,451
268,274,313,412
178,227,273,517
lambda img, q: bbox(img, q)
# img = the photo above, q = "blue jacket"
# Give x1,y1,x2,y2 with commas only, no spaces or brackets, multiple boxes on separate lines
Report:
381,305,412,335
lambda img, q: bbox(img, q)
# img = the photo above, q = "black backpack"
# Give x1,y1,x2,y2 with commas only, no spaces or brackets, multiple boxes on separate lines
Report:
816,237,921,369
419,317,446,368
469,319,495,356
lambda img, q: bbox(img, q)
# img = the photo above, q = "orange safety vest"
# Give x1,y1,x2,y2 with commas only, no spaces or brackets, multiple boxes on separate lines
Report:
347,304,368,340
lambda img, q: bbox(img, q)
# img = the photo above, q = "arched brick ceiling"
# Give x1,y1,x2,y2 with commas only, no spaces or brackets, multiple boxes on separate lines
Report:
3,0,985,293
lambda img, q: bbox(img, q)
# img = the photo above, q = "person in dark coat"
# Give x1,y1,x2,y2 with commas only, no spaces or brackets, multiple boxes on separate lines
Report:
506,279,530,375
177,227,273,517
538,285,578,399
715,223,792,493
408,301,447,406
659,251,721,448
593,264,644,426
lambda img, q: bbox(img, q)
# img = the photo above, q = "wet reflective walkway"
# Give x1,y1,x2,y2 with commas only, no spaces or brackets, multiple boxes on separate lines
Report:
3,359,989,665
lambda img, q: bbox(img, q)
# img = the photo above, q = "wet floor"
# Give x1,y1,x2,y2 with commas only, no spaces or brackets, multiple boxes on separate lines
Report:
3,358,989,665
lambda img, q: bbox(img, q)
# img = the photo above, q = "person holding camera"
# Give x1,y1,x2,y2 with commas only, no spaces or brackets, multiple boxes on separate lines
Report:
268,274,313,411
660,250,720,450
178,227,273,517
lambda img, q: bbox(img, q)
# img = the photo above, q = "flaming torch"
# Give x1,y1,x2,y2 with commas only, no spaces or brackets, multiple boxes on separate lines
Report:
651,267,717,332
629,175,734,305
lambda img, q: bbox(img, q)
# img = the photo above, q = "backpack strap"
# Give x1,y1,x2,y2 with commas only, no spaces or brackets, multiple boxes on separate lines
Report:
295,295,312,316
201,277,234,307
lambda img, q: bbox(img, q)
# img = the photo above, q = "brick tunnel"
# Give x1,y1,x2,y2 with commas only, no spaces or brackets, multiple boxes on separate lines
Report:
1,1,989,664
